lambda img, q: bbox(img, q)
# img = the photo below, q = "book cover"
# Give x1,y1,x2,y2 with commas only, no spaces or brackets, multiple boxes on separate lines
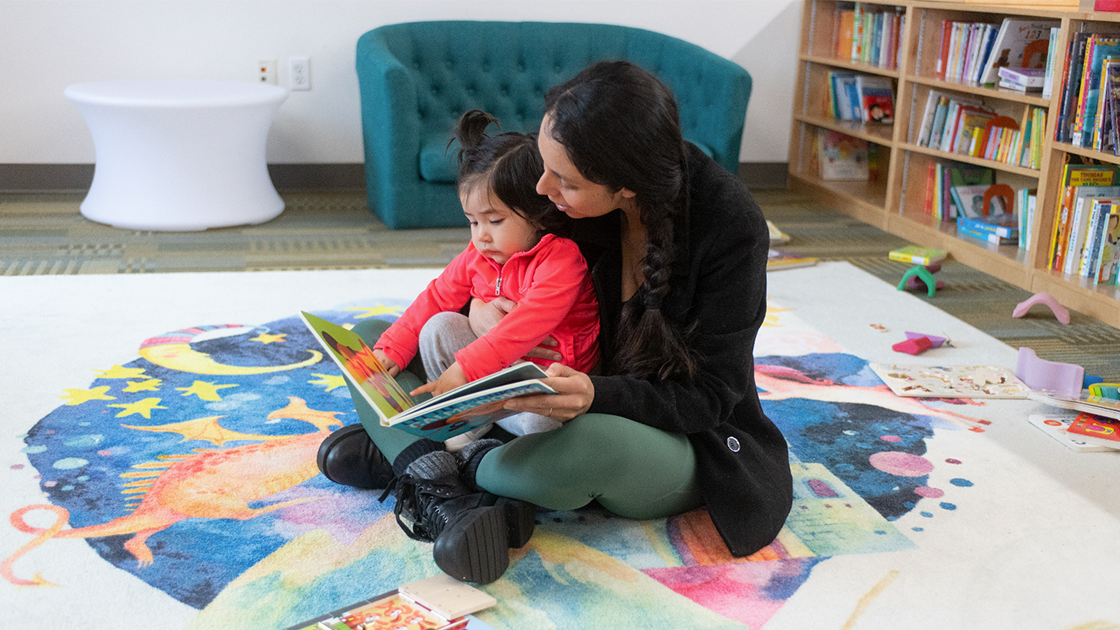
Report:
978,18,1059,86
958,213,1019,238
870,364,1030,398
857,74,894,123
301,312,556,441
888,245,948,265
817,129,869,181
1028,413,1116,452
1065,412,1120,450
950,184,1002,219
284,575,497,630
953,107,996,154
767,249,819,271
997,66,1045,87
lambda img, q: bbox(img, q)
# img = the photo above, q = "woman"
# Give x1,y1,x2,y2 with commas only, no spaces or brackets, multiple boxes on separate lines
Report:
318,60,792,584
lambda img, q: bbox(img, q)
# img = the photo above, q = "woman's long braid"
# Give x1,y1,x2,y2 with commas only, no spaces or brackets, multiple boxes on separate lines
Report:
615,194,700,383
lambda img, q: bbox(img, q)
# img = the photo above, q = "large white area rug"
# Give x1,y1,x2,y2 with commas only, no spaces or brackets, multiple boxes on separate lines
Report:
1,263,1117,630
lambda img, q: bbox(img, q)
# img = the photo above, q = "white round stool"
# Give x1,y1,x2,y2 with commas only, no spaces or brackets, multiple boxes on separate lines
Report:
65,80,289,231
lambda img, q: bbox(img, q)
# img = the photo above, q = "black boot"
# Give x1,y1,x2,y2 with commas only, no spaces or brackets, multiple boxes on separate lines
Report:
381,451,535,584
316,424,394,489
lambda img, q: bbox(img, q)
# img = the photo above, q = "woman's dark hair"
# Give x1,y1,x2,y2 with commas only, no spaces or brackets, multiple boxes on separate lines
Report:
453,110,569,236
544,60,699,382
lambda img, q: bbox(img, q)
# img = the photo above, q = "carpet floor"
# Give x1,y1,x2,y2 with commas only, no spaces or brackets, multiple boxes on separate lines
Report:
3,188,1119,382
4,263,1117,629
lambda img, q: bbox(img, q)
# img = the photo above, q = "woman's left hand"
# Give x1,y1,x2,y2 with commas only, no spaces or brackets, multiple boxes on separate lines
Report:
504,363,594,422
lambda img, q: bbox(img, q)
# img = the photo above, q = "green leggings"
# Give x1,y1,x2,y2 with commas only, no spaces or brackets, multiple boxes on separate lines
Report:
348,319,703,520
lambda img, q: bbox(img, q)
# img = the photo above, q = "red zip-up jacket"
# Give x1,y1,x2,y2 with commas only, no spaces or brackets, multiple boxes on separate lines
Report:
374,233,599,382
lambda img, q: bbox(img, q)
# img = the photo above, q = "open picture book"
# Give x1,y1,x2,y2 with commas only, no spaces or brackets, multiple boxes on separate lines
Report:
301,312,556,441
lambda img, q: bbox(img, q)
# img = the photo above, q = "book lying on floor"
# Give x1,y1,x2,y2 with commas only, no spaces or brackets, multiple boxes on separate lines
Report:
888,245,948,266
301,312,556,441
767,249,818,270
285,573,498,630
767,219,791,245
1028,413,1116,452
870,363,1031,398
1065,412,1120,450
1027,390,1120,420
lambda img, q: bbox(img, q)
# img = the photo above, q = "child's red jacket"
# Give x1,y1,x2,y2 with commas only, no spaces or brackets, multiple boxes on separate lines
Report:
374,233,599,381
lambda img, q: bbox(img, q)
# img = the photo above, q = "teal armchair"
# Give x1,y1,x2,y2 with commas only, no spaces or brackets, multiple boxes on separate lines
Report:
356,21,752,229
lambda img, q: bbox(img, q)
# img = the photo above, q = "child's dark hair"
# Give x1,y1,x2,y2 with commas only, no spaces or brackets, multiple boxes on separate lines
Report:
453,110,569,236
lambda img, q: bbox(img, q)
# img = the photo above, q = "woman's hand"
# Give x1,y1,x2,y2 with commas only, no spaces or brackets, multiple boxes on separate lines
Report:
468,297,563,362
503,363,594,422
411,361,469,398
373,349,399,377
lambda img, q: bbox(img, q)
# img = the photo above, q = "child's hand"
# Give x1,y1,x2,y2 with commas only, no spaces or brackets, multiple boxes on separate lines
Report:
410,361,469,398
468,297,562,361
373,349,399,376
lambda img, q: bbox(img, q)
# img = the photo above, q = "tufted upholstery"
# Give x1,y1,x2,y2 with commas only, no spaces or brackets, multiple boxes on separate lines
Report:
356,21,752,229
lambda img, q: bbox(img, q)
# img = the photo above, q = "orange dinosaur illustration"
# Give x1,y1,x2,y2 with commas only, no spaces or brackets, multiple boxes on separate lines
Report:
3,397,343,587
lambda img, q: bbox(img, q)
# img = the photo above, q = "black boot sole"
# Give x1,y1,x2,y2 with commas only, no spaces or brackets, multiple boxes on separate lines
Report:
497,497,536,549
433,505,509,584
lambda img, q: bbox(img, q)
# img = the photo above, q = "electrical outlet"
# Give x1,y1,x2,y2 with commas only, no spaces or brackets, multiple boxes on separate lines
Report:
290,56,310,91
257,59,277,85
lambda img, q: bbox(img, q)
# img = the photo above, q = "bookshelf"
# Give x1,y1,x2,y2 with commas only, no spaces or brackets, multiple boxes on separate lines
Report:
789,0,1120,328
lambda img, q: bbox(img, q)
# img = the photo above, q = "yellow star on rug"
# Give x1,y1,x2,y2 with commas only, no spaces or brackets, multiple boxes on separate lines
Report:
94,365,149,379
123,379,163,393
176,380,239,401
108,397,167,419
60,385,116,406
309,373,348,392
251,332,287,344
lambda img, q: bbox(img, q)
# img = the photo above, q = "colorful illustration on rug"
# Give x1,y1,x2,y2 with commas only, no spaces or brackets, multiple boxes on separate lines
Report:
5,299,988,628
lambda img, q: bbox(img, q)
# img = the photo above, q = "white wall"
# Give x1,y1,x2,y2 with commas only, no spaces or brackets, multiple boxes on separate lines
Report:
0,0,799,165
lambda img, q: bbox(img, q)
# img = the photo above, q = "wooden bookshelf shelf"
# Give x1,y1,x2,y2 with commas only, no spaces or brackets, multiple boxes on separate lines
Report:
790,0,1120,328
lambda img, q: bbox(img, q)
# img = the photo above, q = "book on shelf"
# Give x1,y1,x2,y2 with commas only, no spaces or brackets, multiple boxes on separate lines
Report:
300,312,556,442
1042,26,1060,99
816,129,869,181
1028,413,1117,453
1047,162,1120,272
285,574,498,630
1077,199,1115,278
978,18,1059,87
827,71,861,121
856,74,894,123
767,249,818,271
1072,35,1120,149
1065,412,1120,450
1094,207,1120,284
1099,62,1120,154
837,3,904,70
963,212,1018,237
952,107,997,156
1018,188,1038,250
1060,186,1120,276
997,66,1045,91
951,185,1007,220
888,245,948,266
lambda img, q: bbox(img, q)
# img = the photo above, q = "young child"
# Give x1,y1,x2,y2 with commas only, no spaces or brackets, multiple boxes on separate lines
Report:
371,110,599,444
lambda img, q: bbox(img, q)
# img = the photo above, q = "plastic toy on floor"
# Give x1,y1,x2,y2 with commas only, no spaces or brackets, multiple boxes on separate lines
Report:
897,264,944,297
1012,292,1070,324
891,331,949,356
1015,347,1083,397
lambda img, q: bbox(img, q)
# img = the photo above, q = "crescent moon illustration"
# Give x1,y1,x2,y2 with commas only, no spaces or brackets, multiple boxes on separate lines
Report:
138,324,322,375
